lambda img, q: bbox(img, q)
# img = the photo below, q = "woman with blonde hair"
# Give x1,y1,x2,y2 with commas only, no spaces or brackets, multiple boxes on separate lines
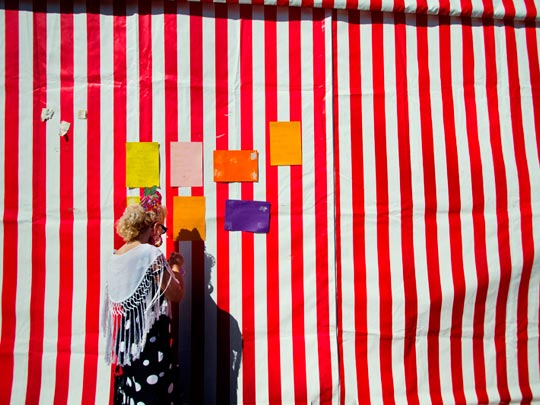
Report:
102,190,183,405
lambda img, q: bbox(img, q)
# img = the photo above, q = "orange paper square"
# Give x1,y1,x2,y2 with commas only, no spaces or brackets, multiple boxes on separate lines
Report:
213,150,259,182
269,121,302,166
173,196,206,241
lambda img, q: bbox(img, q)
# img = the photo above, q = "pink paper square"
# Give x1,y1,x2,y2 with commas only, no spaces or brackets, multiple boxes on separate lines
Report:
170,142,203,187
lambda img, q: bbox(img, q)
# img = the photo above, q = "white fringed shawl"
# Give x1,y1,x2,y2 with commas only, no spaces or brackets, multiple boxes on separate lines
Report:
101,244,172,366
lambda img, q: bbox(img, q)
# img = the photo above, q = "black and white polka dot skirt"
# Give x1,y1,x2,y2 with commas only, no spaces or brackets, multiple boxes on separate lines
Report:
114,316,177,405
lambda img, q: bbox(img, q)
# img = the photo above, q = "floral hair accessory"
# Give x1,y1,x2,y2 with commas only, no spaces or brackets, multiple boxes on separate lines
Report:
140,186,162,213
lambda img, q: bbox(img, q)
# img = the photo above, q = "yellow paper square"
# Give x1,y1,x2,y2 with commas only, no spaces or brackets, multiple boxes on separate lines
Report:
126,196,140,206
126,142,160,188
269,121,302,166
173,196,206,241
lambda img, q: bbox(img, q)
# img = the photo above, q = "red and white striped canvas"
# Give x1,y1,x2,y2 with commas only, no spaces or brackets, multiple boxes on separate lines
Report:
0,0,538,404
334,10,540,404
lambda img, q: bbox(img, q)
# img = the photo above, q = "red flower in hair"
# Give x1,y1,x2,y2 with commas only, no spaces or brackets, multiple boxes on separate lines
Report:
140,187,162,213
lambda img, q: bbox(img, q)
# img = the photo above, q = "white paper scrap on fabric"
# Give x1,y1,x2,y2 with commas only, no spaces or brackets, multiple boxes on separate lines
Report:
41,108,54,121
59,121,71,136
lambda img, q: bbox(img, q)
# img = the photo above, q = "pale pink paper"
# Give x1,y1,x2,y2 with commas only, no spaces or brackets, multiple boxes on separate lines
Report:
170,142,203,187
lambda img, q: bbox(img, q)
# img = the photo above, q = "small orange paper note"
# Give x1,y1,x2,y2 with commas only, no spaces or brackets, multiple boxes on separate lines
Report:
126,142,160,188
269,121,302,166
213,150,259,182
173,196,206,241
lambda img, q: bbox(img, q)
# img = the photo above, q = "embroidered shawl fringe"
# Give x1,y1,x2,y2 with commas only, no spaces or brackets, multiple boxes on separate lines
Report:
103,255,172,366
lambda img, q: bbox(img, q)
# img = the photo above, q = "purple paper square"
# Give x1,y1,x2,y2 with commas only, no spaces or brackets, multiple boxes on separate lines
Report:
224,199,270,233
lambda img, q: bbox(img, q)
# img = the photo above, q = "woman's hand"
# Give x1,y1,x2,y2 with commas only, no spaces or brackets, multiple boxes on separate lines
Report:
168,252,184,269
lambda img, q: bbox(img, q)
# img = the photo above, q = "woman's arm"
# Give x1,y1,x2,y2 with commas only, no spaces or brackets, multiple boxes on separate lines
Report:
161,252,184,302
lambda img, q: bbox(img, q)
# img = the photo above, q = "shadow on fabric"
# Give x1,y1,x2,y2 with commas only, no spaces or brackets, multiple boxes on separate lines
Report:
172,240,242,405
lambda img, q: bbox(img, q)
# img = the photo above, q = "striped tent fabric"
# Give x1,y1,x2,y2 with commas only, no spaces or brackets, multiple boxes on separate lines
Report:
188,0,538,20
334,10,540,404
0,0,538,404
189,0,540,20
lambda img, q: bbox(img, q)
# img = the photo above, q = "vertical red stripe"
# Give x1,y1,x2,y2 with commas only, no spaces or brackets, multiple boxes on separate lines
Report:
439,0,451,17
138,0,152,143
416,0,429,15
163,0,179,362
501,0,516,19
54,5,75,404
522,0,537,19
111,4,128,399
461,17,490,404
481,0,495,18
370,0,382,13
239,5,257,404
214,4,232,403
331,11,347,405
416,14,443,404
113,0,127,251
504,21,534,402
264,7,283,404
345,0,360,11
394,13,420,405
0,5,19,403
393,0,405,12
189,4,205,403
483,20,511,402
321,0,334,9
438,16,466,404
348,10,370,402
81,4,102,404
25,5,47,404
288,7,308,404
460,0,474,17
189,2,204,187
371,13,395,404
164,0,178,261
312,8,333,404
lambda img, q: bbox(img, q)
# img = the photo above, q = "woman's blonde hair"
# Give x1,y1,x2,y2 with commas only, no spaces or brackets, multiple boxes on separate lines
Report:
115,204,167,242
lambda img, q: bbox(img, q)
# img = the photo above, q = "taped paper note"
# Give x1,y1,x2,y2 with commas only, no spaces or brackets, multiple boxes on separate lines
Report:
126,142,160,188
213,150,258,182
41,108,54,122
173,196,206,241
269,121,302,166
224,199,270,233
126,196,140,206
170,142,203,187
60,121,71,136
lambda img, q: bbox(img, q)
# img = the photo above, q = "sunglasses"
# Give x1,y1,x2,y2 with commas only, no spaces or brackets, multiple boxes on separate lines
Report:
154,223,168,234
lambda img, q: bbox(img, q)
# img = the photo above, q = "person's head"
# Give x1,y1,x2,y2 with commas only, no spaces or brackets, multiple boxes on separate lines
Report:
115,190,168,246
